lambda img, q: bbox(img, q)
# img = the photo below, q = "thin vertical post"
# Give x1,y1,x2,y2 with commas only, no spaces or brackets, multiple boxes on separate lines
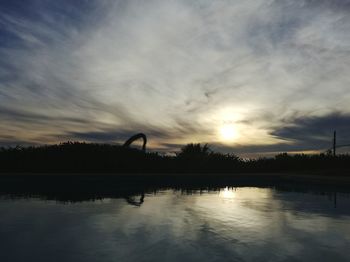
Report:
333,130,336,157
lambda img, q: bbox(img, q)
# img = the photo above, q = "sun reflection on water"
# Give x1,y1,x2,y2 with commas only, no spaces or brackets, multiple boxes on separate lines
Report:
220,187,236,199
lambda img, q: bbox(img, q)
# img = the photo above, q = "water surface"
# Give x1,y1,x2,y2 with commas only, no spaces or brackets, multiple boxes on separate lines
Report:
1,187,349,262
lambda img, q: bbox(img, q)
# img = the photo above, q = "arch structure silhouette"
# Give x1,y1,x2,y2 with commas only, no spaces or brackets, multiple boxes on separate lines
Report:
123,133,147,152
124,193,145,207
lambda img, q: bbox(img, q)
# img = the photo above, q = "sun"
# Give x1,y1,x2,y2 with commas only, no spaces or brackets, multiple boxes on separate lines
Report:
219,124,239,142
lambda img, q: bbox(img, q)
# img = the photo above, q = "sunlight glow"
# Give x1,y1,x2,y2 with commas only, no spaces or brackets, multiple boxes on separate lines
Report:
220,187,236,199
219,124,239,142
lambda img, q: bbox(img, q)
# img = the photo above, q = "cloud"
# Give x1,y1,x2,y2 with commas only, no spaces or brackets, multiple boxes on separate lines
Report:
0,0,350,155
271,112,350,147
209,112,350,157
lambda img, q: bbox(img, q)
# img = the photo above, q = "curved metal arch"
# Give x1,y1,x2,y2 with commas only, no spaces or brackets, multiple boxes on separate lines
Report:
123,133,147,152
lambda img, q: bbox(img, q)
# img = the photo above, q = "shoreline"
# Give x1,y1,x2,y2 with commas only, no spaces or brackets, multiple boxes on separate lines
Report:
1,172,349,202
1,171,350,185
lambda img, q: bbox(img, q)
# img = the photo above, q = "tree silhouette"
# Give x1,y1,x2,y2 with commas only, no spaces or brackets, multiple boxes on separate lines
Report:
0,141,349,173
177,143,210,159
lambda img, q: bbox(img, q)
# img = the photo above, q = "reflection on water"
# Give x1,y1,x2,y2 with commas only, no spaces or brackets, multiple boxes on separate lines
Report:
220,187,236,199
1,187,350,262
124,193,145,207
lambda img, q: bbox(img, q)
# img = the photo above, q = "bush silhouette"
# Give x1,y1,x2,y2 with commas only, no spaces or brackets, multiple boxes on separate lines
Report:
0,141,349,173
177,143,210,159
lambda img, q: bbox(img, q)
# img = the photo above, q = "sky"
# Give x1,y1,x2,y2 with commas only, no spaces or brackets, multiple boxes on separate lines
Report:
0,0,350,156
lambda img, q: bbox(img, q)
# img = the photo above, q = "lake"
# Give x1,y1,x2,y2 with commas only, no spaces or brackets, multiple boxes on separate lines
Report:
1,186,350,262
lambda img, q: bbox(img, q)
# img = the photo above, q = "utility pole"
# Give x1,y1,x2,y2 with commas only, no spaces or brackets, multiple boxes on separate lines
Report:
333,130,336,157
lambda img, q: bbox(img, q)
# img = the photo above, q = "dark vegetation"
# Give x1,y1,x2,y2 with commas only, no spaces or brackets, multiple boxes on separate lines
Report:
0,142,349,173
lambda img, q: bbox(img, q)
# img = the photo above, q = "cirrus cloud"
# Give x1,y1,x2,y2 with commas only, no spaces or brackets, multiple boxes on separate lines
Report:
0,0,349,155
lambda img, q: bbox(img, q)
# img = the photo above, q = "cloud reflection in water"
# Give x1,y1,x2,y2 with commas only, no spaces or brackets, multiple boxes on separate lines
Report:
0,187,349,261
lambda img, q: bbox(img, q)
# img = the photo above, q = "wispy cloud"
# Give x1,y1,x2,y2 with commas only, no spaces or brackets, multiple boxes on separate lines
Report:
0,0,349,154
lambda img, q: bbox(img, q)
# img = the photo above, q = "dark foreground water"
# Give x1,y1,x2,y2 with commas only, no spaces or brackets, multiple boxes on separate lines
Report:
1,187,350,262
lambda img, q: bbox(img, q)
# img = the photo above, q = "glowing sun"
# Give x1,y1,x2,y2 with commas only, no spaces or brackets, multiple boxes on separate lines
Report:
219,124,239,142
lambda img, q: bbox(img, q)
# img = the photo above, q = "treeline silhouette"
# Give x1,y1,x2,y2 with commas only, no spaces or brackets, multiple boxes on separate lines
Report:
0,142,349,173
